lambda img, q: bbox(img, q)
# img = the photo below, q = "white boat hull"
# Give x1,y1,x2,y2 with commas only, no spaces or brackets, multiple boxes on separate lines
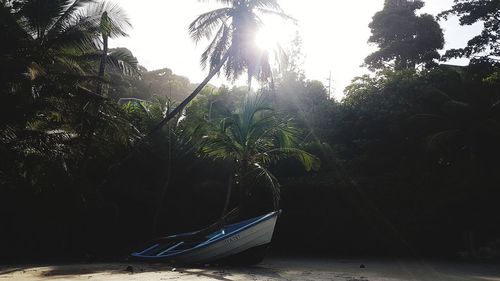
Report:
175,214,277,263
132,211,280,264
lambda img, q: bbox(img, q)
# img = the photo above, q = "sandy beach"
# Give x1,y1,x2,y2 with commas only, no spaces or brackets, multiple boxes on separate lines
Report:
2,257,500,281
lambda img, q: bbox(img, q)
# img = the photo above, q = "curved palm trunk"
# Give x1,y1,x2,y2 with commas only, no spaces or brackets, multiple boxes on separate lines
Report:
97,34,108,96
146,49,232,136
101,50,233,229
146,49,233,235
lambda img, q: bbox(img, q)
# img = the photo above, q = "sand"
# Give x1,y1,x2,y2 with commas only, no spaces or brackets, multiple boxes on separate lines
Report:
2,257,500,281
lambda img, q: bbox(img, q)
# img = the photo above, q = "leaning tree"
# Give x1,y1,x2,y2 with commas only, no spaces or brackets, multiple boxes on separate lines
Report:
148,0,292,135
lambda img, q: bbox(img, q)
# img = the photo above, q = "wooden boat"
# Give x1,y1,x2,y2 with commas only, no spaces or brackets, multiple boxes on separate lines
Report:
131,210,280,264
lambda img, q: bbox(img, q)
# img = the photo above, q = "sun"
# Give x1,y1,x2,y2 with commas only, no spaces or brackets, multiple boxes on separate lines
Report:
255,19,292,52
256,26,280,51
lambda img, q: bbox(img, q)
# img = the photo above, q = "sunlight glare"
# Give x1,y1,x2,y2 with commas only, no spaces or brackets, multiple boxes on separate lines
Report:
256,26,279,51
255,18,292,52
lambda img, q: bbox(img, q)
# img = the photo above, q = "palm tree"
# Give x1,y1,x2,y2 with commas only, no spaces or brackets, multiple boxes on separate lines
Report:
0,0,140,178
149,0,292,135
201,95,320,215
2,0,99,131
89,1,132,95
4,0,107,80
0,0,136,88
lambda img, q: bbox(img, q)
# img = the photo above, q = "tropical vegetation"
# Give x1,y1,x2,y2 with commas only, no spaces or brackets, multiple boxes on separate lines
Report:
1,0,500,262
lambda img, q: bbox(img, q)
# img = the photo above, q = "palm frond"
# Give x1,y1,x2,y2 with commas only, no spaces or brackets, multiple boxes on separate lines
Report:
18,0,69,38
26,62,47,80
46,11,101,52
47,0,96,38
189,8,231,42
107,48,140,76
250,163,280,209
201,22,231,71
256,8,297,22
192,0,291,83
52,56,87,75
85,0,131,38
264,147,321,172
249,0,282,10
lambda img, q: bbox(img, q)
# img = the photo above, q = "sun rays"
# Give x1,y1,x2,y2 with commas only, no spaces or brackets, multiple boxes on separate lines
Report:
255,17,293,53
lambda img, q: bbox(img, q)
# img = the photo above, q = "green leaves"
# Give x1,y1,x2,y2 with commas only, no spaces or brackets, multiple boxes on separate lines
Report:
265,147,320,172
190,0,289,84
107,48,139,77
189,8,231,42
366,0,444,71
88,1,131,38
0,0,141,196
440,0,500,59
200,95,320,208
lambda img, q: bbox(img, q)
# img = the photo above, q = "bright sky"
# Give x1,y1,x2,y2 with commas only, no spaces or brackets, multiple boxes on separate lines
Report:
111,0,483,100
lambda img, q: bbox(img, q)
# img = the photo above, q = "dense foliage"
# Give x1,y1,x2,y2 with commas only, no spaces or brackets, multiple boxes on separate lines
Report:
366,0,444,70
440,0,500,59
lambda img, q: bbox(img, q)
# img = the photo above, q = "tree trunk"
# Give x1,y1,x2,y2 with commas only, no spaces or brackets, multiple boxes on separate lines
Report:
97,34,108,96
237,161,252,217
146,49,232,137
97,49,231,195
152,128,173,236
82,33,107,166
221,173,234,219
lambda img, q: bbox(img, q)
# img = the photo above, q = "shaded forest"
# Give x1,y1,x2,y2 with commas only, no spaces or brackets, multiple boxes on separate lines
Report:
1,0,500,262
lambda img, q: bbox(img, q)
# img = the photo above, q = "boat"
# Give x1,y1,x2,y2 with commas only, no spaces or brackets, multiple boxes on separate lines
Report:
131,210,281,264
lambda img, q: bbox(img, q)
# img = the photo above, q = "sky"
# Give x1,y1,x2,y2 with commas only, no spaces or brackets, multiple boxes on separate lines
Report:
111,0,483,100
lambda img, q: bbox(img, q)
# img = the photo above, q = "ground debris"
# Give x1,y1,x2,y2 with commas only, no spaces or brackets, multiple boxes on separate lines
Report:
124,265,135,273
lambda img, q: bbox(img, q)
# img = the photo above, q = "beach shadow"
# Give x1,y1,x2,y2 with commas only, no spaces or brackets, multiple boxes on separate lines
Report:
35,262,285,280
0,267,28,276
39,263,166,277
176,268,234,281
179,265,283,281
41,264,123,277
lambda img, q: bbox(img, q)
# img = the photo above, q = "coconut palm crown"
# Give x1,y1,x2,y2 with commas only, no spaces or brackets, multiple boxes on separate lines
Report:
148,0,292,134
189,0,291,85
201,95,320,210
90,1,134,94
